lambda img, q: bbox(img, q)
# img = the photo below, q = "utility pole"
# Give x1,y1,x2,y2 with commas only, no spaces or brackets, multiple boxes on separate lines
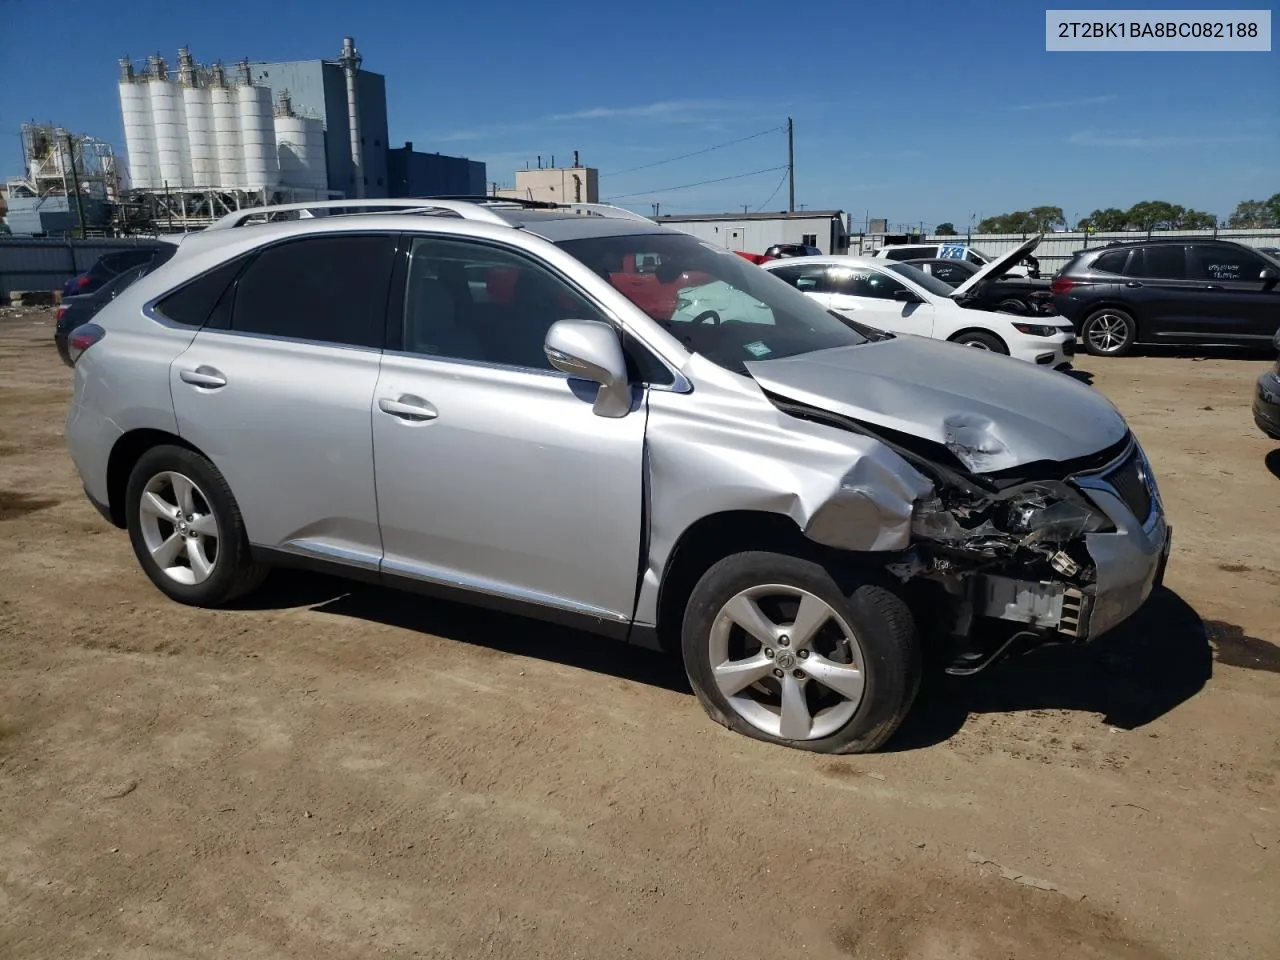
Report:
742,204,750,214
64,132,86,239
786,116,795,213
651,202,660,217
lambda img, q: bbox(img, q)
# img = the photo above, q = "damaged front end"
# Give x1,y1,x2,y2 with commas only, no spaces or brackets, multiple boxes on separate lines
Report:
771,395,1169,674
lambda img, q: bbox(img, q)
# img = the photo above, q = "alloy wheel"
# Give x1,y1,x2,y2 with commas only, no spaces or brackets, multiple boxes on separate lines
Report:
137,471,220,585
708,585,867,740
1086,313,1130,353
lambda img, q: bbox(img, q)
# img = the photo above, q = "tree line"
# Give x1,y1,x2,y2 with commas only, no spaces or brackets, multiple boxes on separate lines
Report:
931,193,1279,235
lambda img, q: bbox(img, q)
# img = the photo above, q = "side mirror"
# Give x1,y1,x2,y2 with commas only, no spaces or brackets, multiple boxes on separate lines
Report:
893,288,922,303
1260,267,1277,285
544,319,632,418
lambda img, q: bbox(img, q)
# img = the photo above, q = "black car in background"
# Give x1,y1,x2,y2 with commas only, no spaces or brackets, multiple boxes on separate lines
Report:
60,244,165,298
764,243,823,258
1255,328,1280,441
54,248,174,364
903,257,1056,315
1052,238,1280,357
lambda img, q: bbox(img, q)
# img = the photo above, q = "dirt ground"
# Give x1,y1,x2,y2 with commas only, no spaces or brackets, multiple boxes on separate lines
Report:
1,305,1277,960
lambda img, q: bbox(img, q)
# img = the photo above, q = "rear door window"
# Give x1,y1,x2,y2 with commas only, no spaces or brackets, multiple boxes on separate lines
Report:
770,264,832,292
1130,245,1187,280
230,234,396,348
1187,245,1266,282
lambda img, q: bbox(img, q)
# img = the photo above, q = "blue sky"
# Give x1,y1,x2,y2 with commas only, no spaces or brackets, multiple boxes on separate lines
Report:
1,0,1275,228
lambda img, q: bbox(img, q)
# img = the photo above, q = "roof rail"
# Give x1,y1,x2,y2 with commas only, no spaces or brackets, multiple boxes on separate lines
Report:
205,198,512,231
558,203,657,224
420,195,657,223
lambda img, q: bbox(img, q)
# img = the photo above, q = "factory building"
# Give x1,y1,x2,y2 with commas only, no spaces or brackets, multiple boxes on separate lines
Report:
493,159,599,204
108,37,484,232
386,143,486,198
656,210,850,255
3,123,119,236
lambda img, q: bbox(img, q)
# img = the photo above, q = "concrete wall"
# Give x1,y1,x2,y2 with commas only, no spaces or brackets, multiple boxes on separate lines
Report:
658,215,847,255
249,60,389,198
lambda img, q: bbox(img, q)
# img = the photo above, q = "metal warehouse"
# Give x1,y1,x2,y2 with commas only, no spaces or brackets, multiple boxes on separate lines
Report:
655,211,850,255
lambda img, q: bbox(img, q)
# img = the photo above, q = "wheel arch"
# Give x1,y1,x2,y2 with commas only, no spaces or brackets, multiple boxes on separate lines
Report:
946,327,1009,352
105,428,204,528
654,509,876,653
1081,301,1143,341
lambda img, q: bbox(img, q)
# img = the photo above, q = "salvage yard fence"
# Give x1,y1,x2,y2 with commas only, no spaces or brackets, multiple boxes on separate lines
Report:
0,237,163,298
848,228,1280,273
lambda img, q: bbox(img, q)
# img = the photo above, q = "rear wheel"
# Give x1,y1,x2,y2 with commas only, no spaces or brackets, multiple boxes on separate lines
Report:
125,445,268,606
1081,308,1136,357
951,330,1009,354
681,552,921,754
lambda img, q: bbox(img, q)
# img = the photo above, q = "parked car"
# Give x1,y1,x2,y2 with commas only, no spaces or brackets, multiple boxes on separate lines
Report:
764,243,822,258
65,197,1168,754
1052,238,1280,357
903,257,1056,316
873,242,1037,278
61,244,167,299
734,251,775,265
1256,246,1280,258
1255,327,1280,440
55,246,176,364
762,239,1074,367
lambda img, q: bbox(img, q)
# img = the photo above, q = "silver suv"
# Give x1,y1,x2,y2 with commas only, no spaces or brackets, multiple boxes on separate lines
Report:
65,198,1171,753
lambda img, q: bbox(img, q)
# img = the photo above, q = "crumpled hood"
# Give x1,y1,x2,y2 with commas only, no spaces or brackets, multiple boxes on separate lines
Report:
745,335,1128,473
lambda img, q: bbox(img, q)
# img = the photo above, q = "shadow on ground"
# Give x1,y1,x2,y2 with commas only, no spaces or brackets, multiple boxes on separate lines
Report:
240,569,692,694
1266,449,1280,481
1061,367,1095,385
885,587,1228,751
241,574,1274,748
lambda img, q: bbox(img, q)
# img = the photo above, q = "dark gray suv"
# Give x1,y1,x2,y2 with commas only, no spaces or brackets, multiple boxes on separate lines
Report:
1052,239,1280,357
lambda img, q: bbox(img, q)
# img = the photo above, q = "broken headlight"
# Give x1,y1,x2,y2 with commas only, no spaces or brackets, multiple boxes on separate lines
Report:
1002,484,1112,542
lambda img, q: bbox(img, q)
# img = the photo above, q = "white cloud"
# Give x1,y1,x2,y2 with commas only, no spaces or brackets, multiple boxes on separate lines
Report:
1010,94,1117,111
1067,129,1264,147
549,99,738,122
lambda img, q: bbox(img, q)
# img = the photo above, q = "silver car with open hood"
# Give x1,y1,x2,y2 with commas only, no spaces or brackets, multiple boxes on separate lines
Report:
64,198,1170,753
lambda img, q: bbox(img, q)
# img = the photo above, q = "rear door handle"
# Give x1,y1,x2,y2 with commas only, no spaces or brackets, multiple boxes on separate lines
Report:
1125,281,1143,288
1203,284,1223,290
378,395,438,422
179,366,227,388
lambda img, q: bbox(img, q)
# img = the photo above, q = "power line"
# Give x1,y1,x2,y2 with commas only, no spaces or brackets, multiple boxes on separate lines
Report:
599,126,785,178
606,165,788,202
755,167,789,212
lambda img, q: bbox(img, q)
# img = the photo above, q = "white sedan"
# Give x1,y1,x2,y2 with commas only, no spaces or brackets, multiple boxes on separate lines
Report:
759,243,1074,368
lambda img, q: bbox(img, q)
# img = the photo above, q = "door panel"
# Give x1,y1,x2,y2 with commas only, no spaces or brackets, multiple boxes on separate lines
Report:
825,265,936,338
373,356,647,621
171,334,383,561
1185,244,1280,339
168,232,396,563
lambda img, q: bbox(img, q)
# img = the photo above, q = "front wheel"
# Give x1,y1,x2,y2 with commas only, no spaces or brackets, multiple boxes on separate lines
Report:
951,330,1009,354
681,552,921,753
1081,308,1136,357
125,444,268,607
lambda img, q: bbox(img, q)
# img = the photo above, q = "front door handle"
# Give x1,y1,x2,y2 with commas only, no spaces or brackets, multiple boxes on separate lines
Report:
179,366,227,388
1203,284,1223,290
378,395,438,422
1125,281,1143,288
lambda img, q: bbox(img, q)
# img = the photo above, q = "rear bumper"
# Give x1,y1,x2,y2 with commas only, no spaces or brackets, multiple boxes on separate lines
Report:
1255,370,1280,440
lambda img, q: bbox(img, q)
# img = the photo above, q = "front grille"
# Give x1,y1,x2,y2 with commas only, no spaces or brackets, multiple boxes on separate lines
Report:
1105,449,1152,521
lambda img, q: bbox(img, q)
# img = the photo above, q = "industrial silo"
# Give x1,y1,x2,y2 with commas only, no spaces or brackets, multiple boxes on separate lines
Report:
178,48,217,188
237,79,280,191
117,58,157,190
148,56,193,188
274,91,328,194
208,62,242,190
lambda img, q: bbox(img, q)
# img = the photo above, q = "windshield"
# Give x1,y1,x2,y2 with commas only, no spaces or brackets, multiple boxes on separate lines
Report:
556,232,869,374
885,262,955,297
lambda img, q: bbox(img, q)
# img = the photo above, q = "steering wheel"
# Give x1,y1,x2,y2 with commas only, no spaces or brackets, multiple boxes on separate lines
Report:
690,309,722,325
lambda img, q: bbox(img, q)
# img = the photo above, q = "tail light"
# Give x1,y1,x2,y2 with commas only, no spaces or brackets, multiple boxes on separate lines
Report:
76,274,92,289
1050,276,1074,295
56,306,67,322
67,323,105,365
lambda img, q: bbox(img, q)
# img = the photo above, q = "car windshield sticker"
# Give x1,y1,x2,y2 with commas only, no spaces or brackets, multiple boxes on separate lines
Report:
940,244,967,260
744,340,773,358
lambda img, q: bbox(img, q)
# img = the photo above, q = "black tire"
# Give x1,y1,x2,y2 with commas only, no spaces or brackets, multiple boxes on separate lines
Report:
125,444,268,606
951,330,1009,354
1080,307,1136,357
681,551,921,754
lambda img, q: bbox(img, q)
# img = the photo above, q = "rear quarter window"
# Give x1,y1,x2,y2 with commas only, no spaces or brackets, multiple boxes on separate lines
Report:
154,255,250,327
1090,250,1129,275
